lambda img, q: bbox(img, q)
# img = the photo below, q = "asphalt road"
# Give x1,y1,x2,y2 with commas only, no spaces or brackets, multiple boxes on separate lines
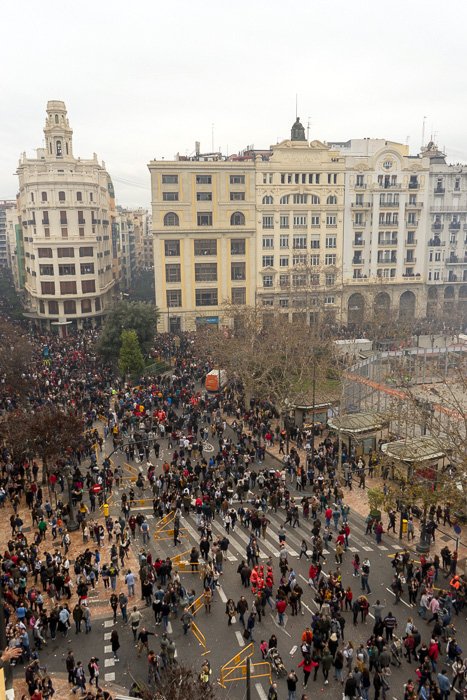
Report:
38,427,467,700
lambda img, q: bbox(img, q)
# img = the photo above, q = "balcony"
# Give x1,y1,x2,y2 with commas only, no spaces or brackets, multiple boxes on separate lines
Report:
378,240,398,247
353,240,364,246
449,222,461,230
41,219,49,225
404,257,416,264
408,182,419,190
434,187,445,194
355,183,367,189
352,257,364,265
293,224,307,229
351,202,371,208
406,220,418,227
377,258,397,265
406,238,417,246
431,224,443,232
405,201,423,209
353,220,365,227
379,201,400,208
446,256,467,265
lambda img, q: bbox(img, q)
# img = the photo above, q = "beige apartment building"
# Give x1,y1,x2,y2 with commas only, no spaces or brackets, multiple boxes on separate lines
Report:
148,152,256,332
15,101,115,332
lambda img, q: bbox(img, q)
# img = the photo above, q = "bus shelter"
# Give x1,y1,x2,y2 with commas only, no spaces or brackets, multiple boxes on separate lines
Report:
328,411,388,456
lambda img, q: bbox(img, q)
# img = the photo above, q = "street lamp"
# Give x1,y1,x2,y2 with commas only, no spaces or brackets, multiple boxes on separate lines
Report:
63,464,79,531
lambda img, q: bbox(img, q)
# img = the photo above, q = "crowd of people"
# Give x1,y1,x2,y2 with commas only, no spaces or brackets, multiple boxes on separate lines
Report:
0,326,466,700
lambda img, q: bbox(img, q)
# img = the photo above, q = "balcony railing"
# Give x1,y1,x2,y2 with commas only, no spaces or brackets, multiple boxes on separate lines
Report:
406,220,418,227
449,222,461,230
355,183,367,189
406,238,417,245
434,187,445,194
405,202,423,208
404,257,416,264
353,240,364,246
353,220,365,227
379,201,400,208
352,258,364,265
378,240,398,247
351,202,371,207
408,182,419,189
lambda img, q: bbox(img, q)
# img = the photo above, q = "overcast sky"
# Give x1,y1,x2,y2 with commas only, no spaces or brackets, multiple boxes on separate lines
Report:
3,0,467,208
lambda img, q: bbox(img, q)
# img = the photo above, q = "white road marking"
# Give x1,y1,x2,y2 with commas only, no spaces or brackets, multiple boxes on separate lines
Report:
378,546,389,551
104,632,112,641
167,621,173,633
386,587,411,608
104,645,112,654
218,586,228,603
235,631,245,647
269,613,291,637
256,683,268,700
104,672,115,682
290,645,297,656
104,620,114,628
362,546,373,551
104,658,115,667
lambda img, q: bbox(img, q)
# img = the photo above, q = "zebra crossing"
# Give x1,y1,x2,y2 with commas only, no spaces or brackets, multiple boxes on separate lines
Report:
149,507,407,564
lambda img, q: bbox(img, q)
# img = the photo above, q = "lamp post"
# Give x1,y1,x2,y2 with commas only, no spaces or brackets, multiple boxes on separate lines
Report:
63,464,79,531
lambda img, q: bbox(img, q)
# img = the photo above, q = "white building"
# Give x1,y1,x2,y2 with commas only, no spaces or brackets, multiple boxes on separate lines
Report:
16,100,115,332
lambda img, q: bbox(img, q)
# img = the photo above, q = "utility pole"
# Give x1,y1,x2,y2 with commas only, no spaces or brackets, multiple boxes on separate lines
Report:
246,657,251,700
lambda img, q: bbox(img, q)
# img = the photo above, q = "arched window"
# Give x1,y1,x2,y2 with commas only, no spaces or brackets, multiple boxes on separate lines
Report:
55,114,59,124
231,212,245,226
164,212,179,227
327,195,337,204
56,140,62,156
41,192,47,202
262,195,274,205
311,195,320,204
280,195,289,205
58,191,65,202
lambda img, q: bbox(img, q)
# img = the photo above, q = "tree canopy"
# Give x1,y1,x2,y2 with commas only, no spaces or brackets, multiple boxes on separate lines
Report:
118,329,145,377
96,301,158,362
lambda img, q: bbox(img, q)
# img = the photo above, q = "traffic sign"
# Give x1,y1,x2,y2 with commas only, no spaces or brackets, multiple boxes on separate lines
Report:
91,484,102,494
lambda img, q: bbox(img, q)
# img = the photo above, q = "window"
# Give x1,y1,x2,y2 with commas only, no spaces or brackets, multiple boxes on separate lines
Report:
293,236,307,249
310,254,320,266
39,265,54,275
292,273,306,287
262,195,273,205
326,236,337,248
195,263,217,281
41,192,47,202
280,234,289,248
58,191,65,202
230,175,245,184
58,264,76,275
262,298,274,307
293,194,307,204
197,192,212,201
48,300,59,314
327,173,338,184
81,280,96,293
310,237,320,249
79,247,94,257
163,192,179,201
231,212,245,225
41,282,55,294
197,212,213,226
279,256,289,267
195,289,218,306
164,212,179,227
262,256,274,268
262,275,273,288
164,240,180,256
325,273,336,286
231,287,246,304
262,236,274,249
76,191,82,201
279,298,289,308
324,296,335,305
194,239,217,256
280,195,289,205
81,299,92,313
61,228,68,238
231,192,245,201
280,215,289,229
231,239,245,255
60,211,67,225
166,290,182,307
356,175,364,187
325,254,336,265
310,195,320,204
60,281,77,295
80,263,94,274
63,300,76,314
95,297,101,311
327,195,337,204
78,211,85,225
162,174,178,184
231,262,246,280
293,254,307,266
165,264,181,283
310,215,320,227
407,212,416,224
42,211,49,225
279,274,290,288
57,247,74,258
293,215,307,228
196,175,212,184
262,215,274,229
326,215,337,226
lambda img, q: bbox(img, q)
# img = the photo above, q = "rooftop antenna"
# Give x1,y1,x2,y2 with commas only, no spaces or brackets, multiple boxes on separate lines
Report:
421,115,427,149
307,117,311,141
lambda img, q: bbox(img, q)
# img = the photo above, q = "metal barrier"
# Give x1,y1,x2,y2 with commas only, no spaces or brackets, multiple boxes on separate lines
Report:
219,644,272,688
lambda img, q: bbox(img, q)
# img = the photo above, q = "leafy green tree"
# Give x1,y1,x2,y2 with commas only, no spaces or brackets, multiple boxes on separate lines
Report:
97,301,158,362
118,329,145,377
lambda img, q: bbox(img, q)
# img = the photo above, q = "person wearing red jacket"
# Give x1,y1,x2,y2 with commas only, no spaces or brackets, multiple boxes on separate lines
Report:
276,597,287,626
